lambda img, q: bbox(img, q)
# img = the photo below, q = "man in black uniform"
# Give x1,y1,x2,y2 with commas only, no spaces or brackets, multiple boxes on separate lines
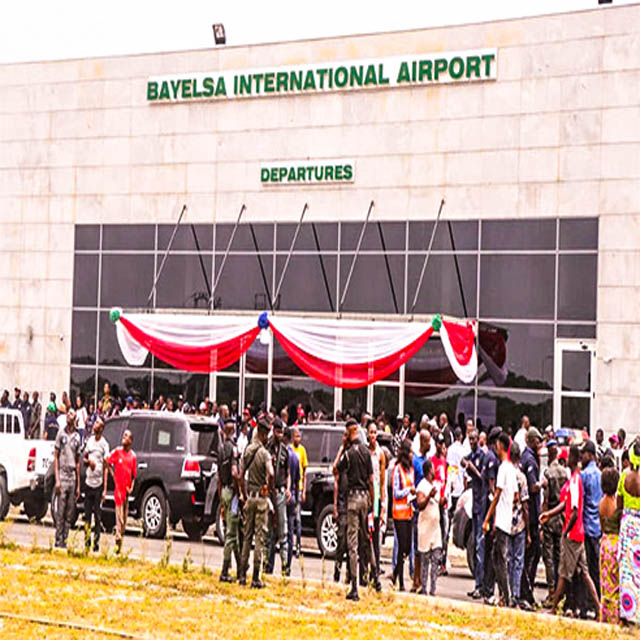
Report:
332,438,351,583
334,419,377,601
265,418,291,576
219,419,241,582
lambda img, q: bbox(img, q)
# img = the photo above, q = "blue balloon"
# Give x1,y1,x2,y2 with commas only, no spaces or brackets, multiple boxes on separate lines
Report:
257,311,269,329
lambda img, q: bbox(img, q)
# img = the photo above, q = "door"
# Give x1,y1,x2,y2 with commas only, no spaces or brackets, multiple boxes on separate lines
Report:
553,339,596,434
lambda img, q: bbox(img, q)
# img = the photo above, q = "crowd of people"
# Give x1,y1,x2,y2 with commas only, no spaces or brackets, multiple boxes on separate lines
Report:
3,381,639,625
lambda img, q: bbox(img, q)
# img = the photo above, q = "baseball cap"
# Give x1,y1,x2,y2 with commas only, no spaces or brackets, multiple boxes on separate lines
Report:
609,434,619,444
488,426,502,442
546,439,558,448
126,395,133,403
527,426,543,441
558,448,569,461
582,440,597,456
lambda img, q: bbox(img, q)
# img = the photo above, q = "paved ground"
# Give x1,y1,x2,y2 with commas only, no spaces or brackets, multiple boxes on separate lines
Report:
1,511,545,605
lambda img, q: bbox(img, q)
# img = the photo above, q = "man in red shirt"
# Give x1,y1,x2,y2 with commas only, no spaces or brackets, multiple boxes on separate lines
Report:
539,445,600,614
107,429,137,554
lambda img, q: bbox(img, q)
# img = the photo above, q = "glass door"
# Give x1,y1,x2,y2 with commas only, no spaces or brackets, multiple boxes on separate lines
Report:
553,339,596,434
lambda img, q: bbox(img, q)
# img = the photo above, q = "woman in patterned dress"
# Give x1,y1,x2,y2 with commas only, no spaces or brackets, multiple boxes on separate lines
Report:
599,466,621,624
617,439,640,626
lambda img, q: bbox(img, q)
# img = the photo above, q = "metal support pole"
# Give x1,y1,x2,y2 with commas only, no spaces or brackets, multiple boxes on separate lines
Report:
211,204,245,301
410,198,445,313
376,221,399,314
311,223,334,312
339,200,374,311
273,203,308,303
447,220,469,318
147,204,187,306
249,223,273,311
190,223,212,302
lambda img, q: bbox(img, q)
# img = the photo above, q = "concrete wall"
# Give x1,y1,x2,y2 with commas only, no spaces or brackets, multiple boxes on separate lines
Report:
0,4,639,431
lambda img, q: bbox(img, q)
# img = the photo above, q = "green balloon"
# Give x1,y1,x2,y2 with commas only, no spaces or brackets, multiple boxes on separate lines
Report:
431,314,442,332
109,308,121,324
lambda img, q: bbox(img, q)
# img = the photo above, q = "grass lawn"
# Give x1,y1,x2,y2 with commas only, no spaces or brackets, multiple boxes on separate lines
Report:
0,529,631,639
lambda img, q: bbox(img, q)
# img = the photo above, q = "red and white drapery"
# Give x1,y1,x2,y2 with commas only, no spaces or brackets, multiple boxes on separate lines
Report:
110,308,477,387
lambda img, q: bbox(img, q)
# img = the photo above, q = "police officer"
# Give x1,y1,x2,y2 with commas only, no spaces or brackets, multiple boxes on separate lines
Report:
334,419,376,601
332,437,351,583
265,418,291,576
219,418,241,582
541,439,567,606
238,420,273,588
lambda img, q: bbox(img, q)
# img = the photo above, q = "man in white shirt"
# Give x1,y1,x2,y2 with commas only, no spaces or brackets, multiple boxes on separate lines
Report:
514,415,530,453
83,417,110,552
483,431,519,607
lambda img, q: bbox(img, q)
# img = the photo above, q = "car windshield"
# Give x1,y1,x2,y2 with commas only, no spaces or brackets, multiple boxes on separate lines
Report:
187,421,219,457
300,427,345,465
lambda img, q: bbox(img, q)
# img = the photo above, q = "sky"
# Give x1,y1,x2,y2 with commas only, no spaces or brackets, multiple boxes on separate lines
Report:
0,0,636,64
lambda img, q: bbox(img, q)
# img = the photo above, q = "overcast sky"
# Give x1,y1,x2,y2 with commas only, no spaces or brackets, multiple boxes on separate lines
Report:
1,0,635,64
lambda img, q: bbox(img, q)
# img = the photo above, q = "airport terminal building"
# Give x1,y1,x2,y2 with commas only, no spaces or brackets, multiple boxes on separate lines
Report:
1,3,639,435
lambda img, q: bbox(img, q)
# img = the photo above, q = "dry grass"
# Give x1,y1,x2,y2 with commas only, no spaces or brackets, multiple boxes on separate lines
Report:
0,538,632,640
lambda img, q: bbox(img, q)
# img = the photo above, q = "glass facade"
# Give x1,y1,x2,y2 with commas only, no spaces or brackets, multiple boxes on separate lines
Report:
71,217,597,431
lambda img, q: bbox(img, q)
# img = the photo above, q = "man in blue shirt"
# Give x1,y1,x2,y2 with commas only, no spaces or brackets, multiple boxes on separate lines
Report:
581,440,602,601
520,426,543,607
461,427,486,599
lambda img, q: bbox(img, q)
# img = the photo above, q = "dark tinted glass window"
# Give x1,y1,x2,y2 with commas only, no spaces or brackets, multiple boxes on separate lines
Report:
152,371,209,407
339,254,404,313
71,311,97,365
215,223,273,252
275,254,337,312
406,339,456,385
341,388,366,418
273,341,306,377
102,418,128,450
340,221,405,251
276,222,338,251
99,311,151,367
70,367,96,406
477,322,554,390
102,224,154,251
408,254,476,317
188,423,219,457
272,378,334,420
216,375,239,406
213,254,273,311
558,254,597,321
408,221,478,251
100,254,154,308
98,370,150,406
559,218,598,250
404,386,474,427
75,225,100,250
480,255,555,319
557,324,596,339
157,224,213,251
245,377,267,409
73,254,99,307
149,419,186,452
482,219,556,251
373,386,399,419
476,390,552,435
127,418,151,451
155,254,213,309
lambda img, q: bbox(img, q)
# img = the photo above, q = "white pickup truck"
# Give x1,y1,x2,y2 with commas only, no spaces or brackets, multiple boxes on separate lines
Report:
0,408,55,521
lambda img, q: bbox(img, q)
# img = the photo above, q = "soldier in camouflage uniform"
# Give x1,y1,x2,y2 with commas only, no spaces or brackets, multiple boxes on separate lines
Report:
238,420,273,588
541,440,568,605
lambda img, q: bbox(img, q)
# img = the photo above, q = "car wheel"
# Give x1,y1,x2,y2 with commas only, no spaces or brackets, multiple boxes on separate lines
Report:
24,496,48,522
101,509,115,534
316,504,338,559
465,521,476,577
141,486,167,539
50,488,78,529
182,518,207,542
0,475,9,521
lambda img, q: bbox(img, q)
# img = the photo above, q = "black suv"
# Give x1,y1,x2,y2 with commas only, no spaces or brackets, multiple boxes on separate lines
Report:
46,411,223,541
297,423,392,558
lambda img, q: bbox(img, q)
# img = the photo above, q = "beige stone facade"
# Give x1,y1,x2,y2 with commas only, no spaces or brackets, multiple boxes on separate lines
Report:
0,4,639,432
